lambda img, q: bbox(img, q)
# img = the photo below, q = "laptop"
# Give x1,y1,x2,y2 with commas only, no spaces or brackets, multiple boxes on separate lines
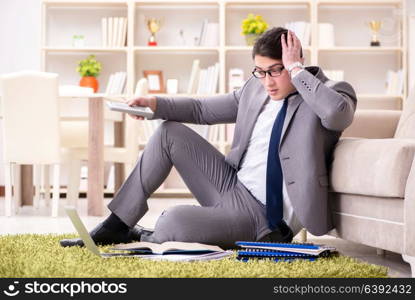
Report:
65,207,137,258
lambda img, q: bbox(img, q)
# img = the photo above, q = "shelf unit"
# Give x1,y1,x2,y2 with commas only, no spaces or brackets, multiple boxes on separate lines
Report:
41,0,408,195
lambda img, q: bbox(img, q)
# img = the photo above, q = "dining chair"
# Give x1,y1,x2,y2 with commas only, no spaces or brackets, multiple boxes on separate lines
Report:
0,70,82,217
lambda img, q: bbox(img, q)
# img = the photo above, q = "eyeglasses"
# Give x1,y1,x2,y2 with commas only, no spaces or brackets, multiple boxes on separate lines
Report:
252,67,285,79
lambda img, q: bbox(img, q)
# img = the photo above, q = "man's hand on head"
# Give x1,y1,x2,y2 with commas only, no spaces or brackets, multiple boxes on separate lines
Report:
281,30,303,77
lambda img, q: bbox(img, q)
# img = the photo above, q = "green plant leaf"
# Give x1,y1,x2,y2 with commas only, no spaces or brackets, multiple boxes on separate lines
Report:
76,54,102,77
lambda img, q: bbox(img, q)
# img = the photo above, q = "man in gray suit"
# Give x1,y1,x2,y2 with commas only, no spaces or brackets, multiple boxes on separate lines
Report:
61,27,357,249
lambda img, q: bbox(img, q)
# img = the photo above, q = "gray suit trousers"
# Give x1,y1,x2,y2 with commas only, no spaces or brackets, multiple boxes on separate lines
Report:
108,121,272,248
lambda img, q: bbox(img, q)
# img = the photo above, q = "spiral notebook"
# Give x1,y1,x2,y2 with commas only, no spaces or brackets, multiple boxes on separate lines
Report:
235,241,336,262
237,249,318,262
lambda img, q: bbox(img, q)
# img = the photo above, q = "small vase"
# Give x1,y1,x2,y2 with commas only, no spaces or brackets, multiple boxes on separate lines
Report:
245,34,260,46
80,76,99,93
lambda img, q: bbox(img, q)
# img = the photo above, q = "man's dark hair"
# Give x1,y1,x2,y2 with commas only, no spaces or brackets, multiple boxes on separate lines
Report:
252,27,303,60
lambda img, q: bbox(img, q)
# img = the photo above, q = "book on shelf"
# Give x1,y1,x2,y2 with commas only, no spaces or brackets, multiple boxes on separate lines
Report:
197,69,208,94
205,65,214,94
198,19,219,47
187,59,200,94
210,63,220,94
108,17,113,47
102,18,108,47
198,18,209,46
203,23,219,47
105,71,127,95
386,69,403,95
285,21,311,47
112,17,119,47
102,17,127,47
196,62,220,95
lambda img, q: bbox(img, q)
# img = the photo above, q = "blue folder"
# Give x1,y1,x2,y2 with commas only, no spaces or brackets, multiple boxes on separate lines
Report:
235,241,336,262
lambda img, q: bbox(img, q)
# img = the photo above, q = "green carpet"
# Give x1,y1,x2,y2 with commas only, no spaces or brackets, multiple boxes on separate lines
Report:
0,234,388,278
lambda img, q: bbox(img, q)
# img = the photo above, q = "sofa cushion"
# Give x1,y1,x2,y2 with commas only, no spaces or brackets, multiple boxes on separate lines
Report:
330,138,415,198
395,87,415,139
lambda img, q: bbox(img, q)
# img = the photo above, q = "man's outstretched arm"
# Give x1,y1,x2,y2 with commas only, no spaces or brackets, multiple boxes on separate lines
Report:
126,78,253,125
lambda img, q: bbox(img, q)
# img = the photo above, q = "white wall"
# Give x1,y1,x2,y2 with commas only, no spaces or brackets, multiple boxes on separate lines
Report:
0,0,41,73
0,0,42,185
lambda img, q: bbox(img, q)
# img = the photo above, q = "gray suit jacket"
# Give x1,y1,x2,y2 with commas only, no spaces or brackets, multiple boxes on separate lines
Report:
152,66,357,235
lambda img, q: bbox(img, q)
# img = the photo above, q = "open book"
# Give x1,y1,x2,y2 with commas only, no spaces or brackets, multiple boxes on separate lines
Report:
110,241,223,255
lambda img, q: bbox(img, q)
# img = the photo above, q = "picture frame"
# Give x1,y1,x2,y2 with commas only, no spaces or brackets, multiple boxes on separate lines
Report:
143,70,165,93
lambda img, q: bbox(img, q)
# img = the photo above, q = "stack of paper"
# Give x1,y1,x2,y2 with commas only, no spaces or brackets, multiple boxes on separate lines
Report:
236,241,337,262
102,17,127,47
284,21,311,47
105,72,127,95
386,69,404,95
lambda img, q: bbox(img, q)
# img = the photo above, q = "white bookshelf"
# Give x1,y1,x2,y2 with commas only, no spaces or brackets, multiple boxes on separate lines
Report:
41,0,408,195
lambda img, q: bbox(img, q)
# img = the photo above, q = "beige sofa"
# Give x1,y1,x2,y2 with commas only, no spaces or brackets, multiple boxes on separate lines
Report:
328,92,415,277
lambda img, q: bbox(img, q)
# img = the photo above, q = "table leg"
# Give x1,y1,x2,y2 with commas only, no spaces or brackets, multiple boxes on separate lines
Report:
21,165,33,205
114,121,125,193
88,97,104,216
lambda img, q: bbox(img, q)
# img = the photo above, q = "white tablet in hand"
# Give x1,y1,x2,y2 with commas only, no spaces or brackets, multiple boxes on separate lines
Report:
106,101,154,119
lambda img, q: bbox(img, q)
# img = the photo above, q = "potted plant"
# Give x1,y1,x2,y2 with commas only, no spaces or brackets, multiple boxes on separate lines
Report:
76,54,102,92
241,14,268,46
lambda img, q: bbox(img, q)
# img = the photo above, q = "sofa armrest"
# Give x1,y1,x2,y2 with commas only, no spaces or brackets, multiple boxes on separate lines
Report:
342,109,401,139
331,138,415,198
405,154,415,256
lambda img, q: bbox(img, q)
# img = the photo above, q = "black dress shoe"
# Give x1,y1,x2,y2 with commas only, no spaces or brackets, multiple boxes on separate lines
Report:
258,221,294,243
59,223,154,247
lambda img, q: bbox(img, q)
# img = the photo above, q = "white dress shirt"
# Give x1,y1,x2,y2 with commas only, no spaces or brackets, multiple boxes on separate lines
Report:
237,97,303,235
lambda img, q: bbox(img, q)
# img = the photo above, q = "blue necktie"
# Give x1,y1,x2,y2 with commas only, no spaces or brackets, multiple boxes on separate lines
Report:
266,99,288,230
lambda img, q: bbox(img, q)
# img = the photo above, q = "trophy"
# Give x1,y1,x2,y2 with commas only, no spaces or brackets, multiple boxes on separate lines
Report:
368,20,382,47
146,17,162,46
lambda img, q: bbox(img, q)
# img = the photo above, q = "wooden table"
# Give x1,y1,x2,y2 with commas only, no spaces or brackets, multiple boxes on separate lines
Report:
86,96,105,216
62,95,125,216
85,95,128,215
